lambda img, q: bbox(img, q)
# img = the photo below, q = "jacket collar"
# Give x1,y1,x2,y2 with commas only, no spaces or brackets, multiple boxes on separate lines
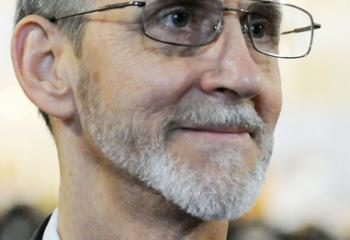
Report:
30,214,52,240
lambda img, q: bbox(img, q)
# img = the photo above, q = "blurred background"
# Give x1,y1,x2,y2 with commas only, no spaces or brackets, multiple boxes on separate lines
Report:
1,0,349,239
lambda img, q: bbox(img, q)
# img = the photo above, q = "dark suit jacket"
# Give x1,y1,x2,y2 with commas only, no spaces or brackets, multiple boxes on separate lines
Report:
30,215,52,240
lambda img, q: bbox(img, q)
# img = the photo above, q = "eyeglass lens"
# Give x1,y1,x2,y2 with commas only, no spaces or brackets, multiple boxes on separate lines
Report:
142,0,315,58
143,0,223,46
245,1,314,58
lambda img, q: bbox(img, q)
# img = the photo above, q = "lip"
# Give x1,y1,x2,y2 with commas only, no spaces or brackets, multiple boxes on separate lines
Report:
172,126,256,149
179,127,254,138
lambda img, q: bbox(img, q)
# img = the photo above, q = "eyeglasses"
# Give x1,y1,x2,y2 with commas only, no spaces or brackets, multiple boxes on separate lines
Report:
49,0,321,59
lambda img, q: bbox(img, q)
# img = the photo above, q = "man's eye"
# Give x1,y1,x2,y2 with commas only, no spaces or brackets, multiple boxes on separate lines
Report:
161,9,192,29
250,22,267,39
167,10,191,28
249,16,274,43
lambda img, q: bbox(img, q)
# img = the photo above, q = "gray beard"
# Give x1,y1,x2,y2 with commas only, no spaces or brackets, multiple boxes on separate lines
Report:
79,83,274,220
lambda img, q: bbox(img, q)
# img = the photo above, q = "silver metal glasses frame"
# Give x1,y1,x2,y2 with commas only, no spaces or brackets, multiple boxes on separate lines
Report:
245,0,321,59
49,0,321,59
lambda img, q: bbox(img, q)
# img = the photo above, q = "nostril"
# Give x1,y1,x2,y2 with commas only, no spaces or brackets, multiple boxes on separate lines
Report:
212,88,241,102
217,87,227,92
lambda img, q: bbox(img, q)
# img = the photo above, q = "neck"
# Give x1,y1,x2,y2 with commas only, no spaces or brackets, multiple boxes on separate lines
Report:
55,123,228,240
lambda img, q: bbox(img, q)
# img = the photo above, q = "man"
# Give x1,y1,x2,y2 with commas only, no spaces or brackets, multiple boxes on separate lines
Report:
11,0,320,239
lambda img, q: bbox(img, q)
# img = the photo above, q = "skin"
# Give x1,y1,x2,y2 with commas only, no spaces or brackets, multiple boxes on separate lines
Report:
11,0,282,239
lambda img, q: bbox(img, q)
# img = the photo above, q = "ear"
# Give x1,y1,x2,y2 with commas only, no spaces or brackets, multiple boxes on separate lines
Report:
11,15,77,121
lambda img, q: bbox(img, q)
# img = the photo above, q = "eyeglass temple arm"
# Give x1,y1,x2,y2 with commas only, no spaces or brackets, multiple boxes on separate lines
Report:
281,23,321,35
49,1,145,22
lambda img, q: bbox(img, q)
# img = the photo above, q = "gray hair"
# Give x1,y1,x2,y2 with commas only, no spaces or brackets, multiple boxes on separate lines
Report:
14,0,91,132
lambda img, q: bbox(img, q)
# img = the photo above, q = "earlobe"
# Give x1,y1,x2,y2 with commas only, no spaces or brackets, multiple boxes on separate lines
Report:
11,15,77,121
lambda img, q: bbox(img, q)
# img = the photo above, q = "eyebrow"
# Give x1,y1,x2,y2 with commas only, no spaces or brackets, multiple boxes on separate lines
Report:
247,1,283,21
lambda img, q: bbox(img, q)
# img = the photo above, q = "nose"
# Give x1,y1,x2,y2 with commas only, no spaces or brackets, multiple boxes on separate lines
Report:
199,19,263,100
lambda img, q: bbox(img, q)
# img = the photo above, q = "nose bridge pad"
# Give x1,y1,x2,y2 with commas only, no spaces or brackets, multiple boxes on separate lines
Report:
241,24,249,35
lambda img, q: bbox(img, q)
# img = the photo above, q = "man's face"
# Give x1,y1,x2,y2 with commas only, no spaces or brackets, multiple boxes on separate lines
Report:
73,0,282,220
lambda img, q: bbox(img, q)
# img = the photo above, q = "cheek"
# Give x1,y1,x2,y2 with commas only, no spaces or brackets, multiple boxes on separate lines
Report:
83,31,197,122
98,52,199,116
255,62,282,132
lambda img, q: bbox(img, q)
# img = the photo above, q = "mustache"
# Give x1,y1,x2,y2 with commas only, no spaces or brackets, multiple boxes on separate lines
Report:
163,101,265,138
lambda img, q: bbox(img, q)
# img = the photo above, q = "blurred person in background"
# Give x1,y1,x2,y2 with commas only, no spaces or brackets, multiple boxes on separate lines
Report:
227,221,335,240
0,205,44,240
11,0,320,239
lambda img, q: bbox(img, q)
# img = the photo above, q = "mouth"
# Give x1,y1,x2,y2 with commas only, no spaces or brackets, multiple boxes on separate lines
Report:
178,126,256,140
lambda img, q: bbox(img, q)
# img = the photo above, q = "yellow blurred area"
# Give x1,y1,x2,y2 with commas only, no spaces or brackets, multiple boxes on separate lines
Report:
1,0,349,239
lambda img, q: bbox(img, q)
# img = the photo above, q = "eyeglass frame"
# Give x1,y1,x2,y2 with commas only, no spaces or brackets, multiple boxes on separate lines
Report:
49,0,321,59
